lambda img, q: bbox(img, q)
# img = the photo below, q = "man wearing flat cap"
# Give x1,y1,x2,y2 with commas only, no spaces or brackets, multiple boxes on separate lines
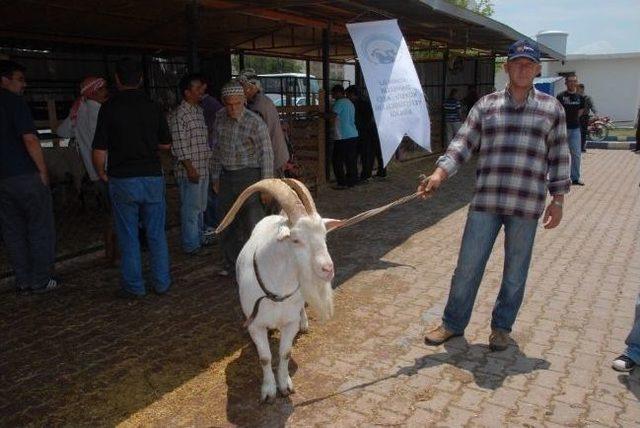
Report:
237,69,289,177
211,80,274,276
418,39,571,351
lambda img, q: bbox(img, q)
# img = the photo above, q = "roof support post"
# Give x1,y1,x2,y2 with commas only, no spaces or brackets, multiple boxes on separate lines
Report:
238,50,245,71
322,26,331,180
441,48,449,151
305,59,311,105
186,0,200,73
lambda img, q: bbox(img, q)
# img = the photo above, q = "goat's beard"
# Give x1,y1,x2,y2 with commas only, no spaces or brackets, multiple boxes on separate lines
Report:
301,279,334,322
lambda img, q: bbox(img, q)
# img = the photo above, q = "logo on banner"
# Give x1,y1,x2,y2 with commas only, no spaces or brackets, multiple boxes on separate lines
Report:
361,34,400,65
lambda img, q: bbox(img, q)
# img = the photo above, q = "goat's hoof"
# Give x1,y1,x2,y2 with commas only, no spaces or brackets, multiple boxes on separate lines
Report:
278,377,295,396
261,383,277,404
261,394,276,404
299,324,309,334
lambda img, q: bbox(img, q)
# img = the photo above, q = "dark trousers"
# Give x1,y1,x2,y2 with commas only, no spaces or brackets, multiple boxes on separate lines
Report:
357,130,377,180
372,132,385,176
332,137,359,187
0,173,56,289
215,168,265,268
579,115,589,151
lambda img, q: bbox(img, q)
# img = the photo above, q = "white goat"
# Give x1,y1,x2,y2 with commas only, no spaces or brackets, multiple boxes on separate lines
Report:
216,179,341,403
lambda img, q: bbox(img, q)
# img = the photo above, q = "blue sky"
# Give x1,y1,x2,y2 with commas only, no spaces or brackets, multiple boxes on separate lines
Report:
492,0,640,54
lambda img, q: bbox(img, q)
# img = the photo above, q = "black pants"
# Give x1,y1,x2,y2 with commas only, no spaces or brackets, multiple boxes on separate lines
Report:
0,173,56,289
357,132,374,180
579,115,589,151
215,168,265,267
332,137,359,187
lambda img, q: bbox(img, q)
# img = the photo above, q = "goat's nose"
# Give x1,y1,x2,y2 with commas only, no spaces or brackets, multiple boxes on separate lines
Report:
321,262,334,275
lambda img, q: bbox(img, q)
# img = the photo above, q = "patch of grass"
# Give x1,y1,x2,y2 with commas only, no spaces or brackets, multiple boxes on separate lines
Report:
610,127,636,139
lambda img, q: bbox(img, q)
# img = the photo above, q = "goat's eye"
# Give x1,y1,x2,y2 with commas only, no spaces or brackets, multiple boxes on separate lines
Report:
291,238,301,244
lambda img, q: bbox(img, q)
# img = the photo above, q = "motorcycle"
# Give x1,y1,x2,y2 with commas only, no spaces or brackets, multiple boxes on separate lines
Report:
588,115,614,141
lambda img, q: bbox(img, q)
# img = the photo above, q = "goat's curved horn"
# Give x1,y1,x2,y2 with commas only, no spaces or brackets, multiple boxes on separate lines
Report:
282,178,317,215
215,179,306,234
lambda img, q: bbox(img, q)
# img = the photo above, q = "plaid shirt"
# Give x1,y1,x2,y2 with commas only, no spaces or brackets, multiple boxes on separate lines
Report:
211,108,274,180
437,87,571,219
170,101,212,179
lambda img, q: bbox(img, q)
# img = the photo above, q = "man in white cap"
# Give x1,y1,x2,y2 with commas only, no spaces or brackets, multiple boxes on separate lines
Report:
211,79,274,275
237,69,289,177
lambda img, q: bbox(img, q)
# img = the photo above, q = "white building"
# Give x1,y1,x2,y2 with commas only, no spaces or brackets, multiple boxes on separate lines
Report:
541,52,640,123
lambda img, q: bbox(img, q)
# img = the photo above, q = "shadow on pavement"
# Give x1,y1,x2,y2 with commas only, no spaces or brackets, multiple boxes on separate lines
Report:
618,373,640,401
225,342,298,427
296,336,549,408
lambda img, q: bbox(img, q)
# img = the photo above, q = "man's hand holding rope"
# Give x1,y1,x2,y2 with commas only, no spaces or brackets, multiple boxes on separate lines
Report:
417,167,448,199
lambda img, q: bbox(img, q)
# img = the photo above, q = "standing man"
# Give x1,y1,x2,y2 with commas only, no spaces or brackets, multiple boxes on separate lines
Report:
237,69,289,177
557,74,585,185
170,73,212,255
346,85,375,183
330,84,359,189
0,60,59,293
211,80,273,276
92,58,172,298
577,83,596,153
419,40,570,351
443,88,463,147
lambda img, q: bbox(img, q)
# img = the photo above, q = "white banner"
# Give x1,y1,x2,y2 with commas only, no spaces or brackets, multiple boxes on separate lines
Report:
346,20,431,166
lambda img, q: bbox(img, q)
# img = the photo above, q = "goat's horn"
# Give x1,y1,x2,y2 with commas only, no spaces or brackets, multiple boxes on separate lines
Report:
282,178,317,215
215,179,306,234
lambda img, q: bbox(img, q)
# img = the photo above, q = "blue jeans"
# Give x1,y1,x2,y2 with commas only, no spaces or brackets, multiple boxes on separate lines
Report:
624,293,640,364
567,127,582,182
177,175,209,253
443,210,538,334
109,176,170,295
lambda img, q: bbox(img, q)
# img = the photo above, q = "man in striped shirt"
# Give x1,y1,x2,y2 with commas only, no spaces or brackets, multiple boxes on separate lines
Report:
419,39,571,351
171,73,212,255
211,80,274,275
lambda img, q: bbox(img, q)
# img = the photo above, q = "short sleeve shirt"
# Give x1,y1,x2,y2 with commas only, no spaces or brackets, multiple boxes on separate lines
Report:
332,98,359,140
0,88,38,178
557,91,585,129
92,89,171,178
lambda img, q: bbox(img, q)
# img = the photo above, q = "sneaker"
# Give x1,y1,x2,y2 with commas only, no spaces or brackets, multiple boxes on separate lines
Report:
32,278,61,294
489,329,511,351
612,355,636,372
571,180,585,186
115,288,144,299
424,324,461,345
201,234,216,247
203,227,216,237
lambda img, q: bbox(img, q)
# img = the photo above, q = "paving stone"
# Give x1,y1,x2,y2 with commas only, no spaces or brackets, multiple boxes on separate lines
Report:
2,151,640,426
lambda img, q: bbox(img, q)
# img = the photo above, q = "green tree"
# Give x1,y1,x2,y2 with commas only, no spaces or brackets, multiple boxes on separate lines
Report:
231,54,304,74
446,0,494,16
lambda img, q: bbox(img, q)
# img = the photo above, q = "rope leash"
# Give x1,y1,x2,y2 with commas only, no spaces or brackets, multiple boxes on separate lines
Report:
329,175,430,232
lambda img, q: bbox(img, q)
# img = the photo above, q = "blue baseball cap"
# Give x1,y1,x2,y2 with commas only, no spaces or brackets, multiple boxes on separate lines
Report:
507,39,540,63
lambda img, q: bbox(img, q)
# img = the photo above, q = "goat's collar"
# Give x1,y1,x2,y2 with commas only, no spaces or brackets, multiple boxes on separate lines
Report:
244,250,301,328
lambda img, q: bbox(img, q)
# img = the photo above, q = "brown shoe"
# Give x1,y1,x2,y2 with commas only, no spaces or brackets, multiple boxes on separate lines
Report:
424,324,461,345
489,329,511,351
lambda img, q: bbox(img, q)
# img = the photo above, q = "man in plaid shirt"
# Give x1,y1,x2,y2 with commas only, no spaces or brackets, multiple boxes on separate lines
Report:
419,40,571,351
171,73,212,255
211,80,274,275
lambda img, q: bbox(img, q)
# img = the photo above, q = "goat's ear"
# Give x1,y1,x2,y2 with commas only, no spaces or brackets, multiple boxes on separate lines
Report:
276,225,291,241
323,218,344,232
